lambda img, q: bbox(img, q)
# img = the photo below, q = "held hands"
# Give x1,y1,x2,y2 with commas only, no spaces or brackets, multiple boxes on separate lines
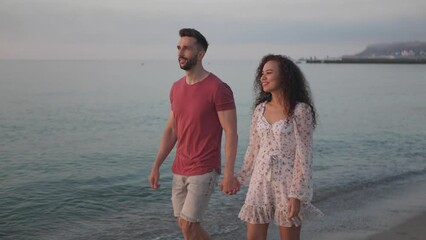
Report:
220,175,240,195
150,167,241,195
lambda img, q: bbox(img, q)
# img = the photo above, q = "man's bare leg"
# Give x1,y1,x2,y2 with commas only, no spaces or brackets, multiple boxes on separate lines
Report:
178,217,211,240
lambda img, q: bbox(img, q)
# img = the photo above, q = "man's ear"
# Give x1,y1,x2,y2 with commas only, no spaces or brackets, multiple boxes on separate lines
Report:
198,50,206,60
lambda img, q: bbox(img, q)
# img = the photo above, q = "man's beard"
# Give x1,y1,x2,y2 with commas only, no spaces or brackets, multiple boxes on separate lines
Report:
179,55,198,70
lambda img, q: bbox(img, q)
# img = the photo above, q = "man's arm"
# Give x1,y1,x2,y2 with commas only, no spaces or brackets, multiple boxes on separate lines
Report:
217,109,239,195
149,111,177,189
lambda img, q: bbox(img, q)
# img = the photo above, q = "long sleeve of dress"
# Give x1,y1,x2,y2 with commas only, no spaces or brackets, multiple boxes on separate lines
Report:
237,105,261,186
289,103,314,202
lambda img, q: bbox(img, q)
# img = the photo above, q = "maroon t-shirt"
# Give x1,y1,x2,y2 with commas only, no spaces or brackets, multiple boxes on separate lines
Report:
170,73,235,176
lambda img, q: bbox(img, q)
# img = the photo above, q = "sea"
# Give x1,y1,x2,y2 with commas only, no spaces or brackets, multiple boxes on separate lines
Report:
1,59,425,240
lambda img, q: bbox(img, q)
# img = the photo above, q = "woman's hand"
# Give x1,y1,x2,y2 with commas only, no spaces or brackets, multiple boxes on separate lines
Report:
287,197,301,219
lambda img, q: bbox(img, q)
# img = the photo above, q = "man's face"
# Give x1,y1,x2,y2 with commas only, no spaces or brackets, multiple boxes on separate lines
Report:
177,37,200,71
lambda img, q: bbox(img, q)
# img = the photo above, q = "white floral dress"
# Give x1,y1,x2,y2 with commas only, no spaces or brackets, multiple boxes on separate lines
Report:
237,102,322,227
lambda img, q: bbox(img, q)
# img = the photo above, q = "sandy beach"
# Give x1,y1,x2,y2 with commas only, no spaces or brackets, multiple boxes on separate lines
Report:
265,173,426,240
215,174,426,240
366,212,426,240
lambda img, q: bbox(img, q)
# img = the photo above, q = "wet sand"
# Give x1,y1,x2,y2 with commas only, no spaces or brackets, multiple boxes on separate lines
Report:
366,212,426,240
273,173,426,240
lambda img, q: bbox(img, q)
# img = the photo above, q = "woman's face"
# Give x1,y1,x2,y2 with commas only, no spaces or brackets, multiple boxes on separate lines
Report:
260,60,281,93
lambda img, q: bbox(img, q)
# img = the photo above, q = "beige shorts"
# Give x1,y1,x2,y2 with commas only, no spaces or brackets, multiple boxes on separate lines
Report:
171,171,218,222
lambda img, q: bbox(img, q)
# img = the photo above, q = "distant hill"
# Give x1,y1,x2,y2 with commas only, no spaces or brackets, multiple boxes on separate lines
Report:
343,41,426,59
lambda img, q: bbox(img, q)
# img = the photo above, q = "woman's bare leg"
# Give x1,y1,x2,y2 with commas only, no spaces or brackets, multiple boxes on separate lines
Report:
279,225,301,240
247,223,269,240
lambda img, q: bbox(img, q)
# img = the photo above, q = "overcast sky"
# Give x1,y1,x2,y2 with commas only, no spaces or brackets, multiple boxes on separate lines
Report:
1,0,425,60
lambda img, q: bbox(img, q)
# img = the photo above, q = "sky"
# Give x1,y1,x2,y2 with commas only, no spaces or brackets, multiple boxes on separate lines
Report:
1,0,425,60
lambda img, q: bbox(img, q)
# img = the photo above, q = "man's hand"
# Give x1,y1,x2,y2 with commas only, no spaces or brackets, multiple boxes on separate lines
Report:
149,168,161,190
220,175,240,195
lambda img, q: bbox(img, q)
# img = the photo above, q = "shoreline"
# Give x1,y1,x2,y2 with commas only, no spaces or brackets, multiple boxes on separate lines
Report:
224,172,426,240
291,173,426,240
366,211,426,240
305,58,426,64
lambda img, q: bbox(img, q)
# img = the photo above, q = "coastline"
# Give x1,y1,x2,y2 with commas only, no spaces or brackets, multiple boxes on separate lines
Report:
288,172,426,240
305,58,426,64
366,212,426,240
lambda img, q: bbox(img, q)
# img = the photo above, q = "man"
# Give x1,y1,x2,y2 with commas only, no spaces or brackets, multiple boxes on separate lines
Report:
148,28,240,240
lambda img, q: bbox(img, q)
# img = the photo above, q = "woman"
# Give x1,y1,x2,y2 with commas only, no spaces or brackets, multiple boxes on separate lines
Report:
237,54,322,240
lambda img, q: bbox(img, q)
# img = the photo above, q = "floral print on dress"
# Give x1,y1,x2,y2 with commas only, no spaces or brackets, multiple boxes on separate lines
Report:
237,102,323,227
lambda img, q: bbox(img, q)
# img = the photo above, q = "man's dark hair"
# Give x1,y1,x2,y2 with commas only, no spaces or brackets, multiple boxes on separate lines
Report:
179,28,209,52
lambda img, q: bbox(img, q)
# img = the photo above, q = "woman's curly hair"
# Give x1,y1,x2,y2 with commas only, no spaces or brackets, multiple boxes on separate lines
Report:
253,54,317,128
